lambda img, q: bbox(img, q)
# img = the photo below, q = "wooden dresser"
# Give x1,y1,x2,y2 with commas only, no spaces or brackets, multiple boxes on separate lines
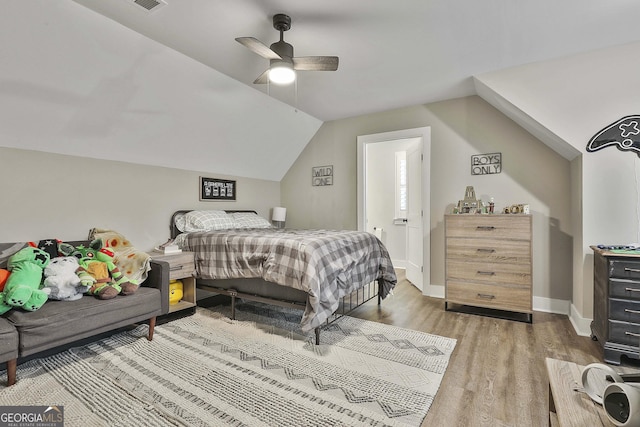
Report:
591,247,640,365
445,214,533,322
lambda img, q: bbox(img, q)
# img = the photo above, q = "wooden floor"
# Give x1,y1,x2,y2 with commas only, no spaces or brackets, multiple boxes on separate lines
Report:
348,272,606,427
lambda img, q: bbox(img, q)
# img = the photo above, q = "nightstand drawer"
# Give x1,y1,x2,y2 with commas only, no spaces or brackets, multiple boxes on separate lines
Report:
151,252,195,280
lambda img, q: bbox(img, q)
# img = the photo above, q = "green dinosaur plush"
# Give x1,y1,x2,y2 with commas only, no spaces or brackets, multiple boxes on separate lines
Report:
0,246,50,315
60,239,138,300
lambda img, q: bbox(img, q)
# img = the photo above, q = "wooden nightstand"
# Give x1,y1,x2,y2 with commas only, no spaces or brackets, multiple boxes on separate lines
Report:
149,251,196,314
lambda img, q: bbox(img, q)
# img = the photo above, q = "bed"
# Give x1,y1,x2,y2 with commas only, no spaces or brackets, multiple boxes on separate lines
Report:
170,210,397,343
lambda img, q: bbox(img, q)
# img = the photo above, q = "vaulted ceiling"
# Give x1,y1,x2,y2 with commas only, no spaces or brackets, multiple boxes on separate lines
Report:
3,1,640,181
73,0,640,122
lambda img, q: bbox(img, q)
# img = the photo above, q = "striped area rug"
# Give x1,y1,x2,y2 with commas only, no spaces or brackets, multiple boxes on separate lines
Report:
0,305,455,426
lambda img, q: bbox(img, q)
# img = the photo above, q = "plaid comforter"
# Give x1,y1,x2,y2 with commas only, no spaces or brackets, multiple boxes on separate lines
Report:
184,228,397,331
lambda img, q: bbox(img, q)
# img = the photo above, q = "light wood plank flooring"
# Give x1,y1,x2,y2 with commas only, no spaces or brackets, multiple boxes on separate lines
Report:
348,272,606,427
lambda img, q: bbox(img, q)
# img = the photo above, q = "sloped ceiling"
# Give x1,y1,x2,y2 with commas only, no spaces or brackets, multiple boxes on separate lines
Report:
0,1,321,181
3,1,640,181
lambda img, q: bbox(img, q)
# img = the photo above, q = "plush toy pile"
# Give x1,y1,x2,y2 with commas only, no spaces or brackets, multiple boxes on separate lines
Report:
0,237,141,313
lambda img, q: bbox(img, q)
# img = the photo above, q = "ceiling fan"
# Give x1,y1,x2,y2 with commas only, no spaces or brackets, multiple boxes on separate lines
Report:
236,14,339,85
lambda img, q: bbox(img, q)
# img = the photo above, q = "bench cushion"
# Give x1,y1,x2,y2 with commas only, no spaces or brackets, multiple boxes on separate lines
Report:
0,318,18,363
6,287,161,357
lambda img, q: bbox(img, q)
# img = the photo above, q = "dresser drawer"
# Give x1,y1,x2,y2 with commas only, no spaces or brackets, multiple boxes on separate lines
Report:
610,259,640,280
446,237,531,264
446,260,531,287
445,215,531,240
610,279,640,301
446,281,532,312
610,298,640,323
609,319,640,347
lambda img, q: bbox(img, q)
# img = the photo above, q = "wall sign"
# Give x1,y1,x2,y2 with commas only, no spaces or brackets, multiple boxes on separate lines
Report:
587,115,640,157
312,165,333,186
471,153,502,175
200,177,236,201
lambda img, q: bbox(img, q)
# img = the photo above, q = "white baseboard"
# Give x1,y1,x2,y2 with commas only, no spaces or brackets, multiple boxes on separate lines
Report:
568,303,593,337
392,260,407,270
531,297,592,337
424,284,445,298
532,296,570,315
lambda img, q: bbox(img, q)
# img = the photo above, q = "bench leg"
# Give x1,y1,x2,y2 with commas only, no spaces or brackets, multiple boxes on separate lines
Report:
147,316,156,341
7,359,16,386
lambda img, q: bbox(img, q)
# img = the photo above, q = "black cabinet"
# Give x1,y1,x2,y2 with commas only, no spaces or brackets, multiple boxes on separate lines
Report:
592,247,640,365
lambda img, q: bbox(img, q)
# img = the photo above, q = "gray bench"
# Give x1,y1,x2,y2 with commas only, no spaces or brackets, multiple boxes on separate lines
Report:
0,240,167,386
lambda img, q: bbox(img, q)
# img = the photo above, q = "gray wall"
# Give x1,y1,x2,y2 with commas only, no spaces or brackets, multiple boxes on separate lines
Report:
282,95,572,303
0,147,280,251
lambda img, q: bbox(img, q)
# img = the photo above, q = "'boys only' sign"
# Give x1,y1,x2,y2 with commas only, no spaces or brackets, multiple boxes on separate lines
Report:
471,153,502,175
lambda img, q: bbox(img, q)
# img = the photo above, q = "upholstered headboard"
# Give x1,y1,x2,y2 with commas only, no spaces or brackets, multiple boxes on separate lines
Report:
169,210,258,239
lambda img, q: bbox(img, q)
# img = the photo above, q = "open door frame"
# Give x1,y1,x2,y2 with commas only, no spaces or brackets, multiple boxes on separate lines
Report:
357,127,434,297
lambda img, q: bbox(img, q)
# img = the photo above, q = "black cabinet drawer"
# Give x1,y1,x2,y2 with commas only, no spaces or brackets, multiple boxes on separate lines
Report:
609,319,640,346
610,279,640,300
610,259,640,280
610,298,640,322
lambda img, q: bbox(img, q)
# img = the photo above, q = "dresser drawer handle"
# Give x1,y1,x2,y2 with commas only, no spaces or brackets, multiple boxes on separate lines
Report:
169,265,184,271
477,248,496,253
625,309,640,315
476,226,495,231
477,271,495,276
477,293,496,300
625,268,640,273
625,331,640,338
625,287,640,292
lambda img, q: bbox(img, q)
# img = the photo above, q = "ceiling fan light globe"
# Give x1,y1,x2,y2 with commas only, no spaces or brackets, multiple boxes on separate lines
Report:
269,66,296,85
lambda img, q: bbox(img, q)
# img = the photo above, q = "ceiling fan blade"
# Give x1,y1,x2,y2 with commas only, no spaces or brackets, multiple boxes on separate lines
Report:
293,56,339,71
235,37,282,60
253,70,269,84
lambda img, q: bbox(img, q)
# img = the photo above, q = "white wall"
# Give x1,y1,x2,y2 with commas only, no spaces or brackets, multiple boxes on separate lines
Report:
282,95,572,306
0,147,280,251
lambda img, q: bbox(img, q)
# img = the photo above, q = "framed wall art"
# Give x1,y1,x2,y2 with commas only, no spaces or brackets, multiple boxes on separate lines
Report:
471,152,502,175
312,165,333,186
200,177,236,201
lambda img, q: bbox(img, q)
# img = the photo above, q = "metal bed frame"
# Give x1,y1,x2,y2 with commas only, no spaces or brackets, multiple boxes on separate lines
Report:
170,209,382,344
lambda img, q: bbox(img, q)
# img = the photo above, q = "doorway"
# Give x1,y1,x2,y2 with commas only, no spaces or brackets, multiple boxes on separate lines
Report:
357,127,431,295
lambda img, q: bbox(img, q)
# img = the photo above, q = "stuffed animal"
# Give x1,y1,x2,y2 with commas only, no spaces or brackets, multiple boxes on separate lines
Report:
42,256,89,301
88,228,151,283
60,239,138,300
169,280,183,305
0,246,50,314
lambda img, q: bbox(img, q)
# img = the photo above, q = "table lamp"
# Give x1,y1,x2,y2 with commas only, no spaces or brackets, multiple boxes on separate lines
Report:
272,207,286,228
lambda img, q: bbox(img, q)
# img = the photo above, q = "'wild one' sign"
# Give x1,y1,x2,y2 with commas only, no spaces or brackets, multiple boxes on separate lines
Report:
312,165,333,186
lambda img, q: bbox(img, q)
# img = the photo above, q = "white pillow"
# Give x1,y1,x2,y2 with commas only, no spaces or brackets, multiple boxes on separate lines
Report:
231,212,273,229
183,210,235,232
174,212,187,232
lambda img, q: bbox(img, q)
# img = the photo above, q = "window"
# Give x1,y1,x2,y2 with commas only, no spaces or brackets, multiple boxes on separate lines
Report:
395,151,407,219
